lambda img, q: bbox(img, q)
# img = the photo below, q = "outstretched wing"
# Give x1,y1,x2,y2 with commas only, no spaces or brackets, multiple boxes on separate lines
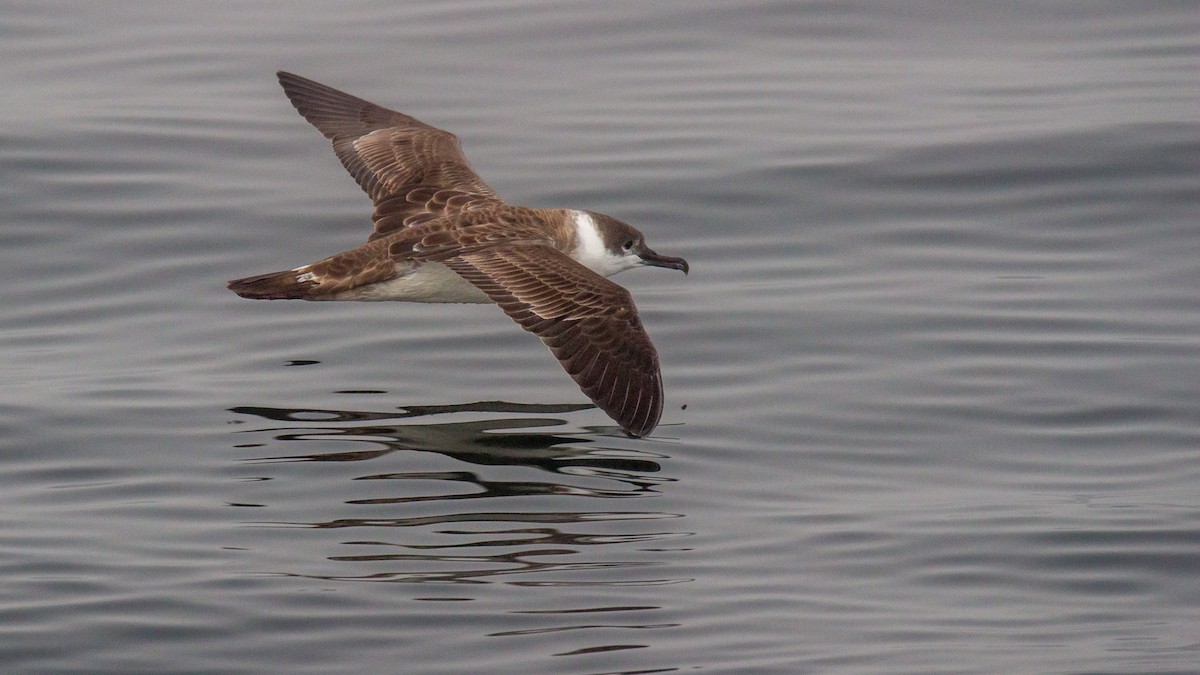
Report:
442,243,665,437
276,71,502,239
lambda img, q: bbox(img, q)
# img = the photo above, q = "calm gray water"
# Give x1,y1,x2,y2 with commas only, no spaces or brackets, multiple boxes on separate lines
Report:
2,2,1198,673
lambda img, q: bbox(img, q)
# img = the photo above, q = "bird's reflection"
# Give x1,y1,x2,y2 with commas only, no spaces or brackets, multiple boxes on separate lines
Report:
227,399,690,590
232,400,666,478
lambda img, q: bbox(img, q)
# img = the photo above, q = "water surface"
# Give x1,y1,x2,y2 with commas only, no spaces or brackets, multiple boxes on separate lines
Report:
1,2,1198,673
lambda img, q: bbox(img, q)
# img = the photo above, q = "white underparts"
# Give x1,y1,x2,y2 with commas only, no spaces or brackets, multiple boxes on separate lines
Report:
326,262,490,303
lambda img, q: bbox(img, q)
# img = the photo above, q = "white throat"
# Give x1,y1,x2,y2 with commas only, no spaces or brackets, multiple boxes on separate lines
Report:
572,211,638,277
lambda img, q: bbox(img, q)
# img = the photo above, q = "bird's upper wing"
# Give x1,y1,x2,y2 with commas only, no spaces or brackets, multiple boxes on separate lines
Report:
276,71,503,240
441,242,665,437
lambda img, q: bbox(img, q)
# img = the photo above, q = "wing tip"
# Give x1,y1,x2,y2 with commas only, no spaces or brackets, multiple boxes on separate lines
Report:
619,383,664,438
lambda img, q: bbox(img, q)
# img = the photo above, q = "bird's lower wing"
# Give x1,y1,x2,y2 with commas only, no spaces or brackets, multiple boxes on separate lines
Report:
442,243,665,437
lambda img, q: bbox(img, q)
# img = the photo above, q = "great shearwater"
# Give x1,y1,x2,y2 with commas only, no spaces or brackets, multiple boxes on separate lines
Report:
228,72,688,438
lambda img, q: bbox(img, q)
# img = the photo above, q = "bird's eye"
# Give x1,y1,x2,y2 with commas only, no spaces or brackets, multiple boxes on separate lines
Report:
622,239,636,251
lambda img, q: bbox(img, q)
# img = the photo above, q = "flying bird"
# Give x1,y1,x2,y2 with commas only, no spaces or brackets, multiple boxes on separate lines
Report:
229,72,688,437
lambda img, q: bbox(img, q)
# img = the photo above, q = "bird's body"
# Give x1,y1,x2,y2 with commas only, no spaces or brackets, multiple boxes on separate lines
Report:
313,259,489,303
229,72,688,437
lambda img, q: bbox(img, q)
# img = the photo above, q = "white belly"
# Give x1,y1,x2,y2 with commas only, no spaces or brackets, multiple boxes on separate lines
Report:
328,262,490,303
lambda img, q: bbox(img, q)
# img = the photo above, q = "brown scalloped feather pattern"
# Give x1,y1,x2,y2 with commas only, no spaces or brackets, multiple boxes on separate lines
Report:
276,71,500,224
444,243,663,437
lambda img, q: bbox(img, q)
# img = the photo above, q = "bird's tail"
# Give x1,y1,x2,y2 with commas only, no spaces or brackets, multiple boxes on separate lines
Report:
227,268,317,300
